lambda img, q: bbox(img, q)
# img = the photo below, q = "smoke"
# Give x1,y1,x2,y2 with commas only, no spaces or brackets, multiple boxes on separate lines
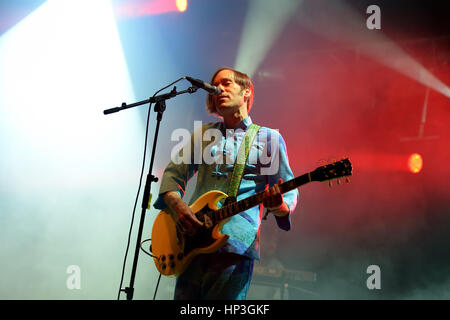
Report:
248,0,450,299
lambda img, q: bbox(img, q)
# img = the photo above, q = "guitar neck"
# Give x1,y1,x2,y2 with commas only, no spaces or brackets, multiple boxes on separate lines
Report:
212,173,311,222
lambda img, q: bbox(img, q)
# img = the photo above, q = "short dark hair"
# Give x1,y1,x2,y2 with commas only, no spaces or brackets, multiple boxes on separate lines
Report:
206,67,254,115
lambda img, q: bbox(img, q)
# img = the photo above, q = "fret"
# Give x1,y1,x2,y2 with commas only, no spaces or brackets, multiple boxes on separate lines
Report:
236,200,242,212
242,199,248,211
221,206,226,219
225,205,231,218
232,202,238,216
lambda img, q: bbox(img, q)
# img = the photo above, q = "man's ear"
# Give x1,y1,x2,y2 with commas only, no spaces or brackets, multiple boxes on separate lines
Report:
243,88,251,101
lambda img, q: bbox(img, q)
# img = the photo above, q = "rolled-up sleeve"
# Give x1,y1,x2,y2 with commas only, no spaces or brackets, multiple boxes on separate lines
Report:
265,130,299,231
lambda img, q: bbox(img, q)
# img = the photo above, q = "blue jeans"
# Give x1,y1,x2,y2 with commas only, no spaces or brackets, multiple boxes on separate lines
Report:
174,251,254,300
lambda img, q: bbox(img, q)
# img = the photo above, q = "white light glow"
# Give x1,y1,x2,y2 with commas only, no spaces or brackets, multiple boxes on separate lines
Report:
0,0,146,299
0,0,137,159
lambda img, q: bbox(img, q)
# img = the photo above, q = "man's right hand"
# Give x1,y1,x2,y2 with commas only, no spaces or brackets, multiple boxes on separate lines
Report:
164,191,203,235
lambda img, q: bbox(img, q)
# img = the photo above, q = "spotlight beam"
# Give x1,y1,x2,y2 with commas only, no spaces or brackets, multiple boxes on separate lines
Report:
235,0,302,77
295,0,450,98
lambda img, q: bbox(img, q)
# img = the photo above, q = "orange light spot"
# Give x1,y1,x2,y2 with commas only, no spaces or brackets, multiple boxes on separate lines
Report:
175,0,187,12
408,153,423,174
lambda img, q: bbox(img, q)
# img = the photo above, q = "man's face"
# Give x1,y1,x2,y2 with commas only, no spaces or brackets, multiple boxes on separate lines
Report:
211,69,249,116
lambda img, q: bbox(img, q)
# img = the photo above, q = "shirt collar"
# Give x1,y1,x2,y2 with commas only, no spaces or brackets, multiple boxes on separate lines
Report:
219,116,253,134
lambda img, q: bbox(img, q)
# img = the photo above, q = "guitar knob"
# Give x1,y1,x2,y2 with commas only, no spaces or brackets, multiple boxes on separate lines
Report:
170,262,175,269
161,263,167,270
177,253,184,260
160,255,166,262
169,254,174,260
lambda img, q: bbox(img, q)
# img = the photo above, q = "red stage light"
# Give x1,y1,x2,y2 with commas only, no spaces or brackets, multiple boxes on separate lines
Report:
408,153,423,174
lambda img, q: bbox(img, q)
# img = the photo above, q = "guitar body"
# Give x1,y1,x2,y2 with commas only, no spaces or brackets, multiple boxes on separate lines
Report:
151,190,230,277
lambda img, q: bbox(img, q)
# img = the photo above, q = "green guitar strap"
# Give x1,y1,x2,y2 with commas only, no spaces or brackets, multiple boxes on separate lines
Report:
226,123,261,198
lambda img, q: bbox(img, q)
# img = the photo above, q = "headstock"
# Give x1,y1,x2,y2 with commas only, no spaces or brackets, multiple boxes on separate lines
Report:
310,158,352,185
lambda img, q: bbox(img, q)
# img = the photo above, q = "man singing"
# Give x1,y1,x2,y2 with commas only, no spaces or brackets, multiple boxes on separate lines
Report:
153,67,298,299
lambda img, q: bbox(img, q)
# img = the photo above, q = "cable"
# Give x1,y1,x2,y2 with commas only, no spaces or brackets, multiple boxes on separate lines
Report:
153,273,162,300
139,238,162,300
116,97,152,300
139,238,155,258
117,78,185,300
139,238,161,300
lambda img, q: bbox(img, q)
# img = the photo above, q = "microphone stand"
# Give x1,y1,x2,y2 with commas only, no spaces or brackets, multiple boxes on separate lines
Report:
104,85,199,300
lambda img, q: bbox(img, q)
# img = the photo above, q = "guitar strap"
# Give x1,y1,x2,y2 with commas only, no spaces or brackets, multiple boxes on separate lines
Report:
226,123,261,198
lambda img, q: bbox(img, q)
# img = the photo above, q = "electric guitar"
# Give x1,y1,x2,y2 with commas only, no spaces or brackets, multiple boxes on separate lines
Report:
151,158,352,276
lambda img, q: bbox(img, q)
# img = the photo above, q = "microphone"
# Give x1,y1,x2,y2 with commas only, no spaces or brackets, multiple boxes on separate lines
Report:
185,76,222,95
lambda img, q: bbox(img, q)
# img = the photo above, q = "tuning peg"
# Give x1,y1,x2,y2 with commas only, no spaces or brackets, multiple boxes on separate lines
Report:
337,179,341,185
328,181,332,188
345,177,350,183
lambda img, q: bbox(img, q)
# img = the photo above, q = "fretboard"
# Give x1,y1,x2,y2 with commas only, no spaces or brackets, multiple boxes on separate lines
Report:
210,173,311,223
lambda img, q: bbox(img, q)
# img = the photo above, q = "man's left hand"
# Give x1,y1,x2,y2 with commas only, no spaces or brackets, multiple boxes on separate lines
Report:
262,178,290,217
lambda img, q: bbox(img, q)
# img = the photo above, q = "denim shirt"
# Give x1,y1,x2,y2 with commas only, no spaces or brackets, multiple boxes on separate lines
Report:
153,116,298,259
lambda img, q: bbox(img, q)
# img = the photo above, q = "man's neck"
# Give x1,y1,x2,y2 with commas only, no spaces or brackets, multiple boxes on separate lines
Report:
223,107,248,128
